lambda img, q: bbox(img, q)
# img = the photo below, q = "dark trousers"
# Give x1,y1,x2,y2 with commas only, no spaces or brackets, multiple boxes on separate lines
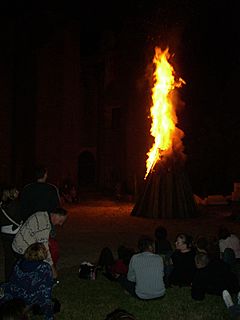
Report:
118,275,137,297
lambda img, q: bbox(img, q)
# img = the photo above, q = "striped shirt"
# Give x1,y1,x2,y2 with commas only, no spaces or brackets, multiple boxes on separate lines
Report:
12,211,53,265
127,251,165,299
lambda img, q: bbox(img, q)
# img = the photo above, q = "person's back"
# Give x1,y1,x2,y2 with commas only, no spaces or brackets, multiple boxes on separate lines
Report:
20,166,60,222
128,251,165,299
20,182,59,221
127,236,165,300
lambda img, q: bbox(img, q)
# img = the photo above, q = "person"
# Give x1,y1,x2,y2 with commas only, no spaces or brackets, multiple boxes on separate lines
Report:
168,233,196,287
20,166,60,223
98,245,134,280
222,289,240,319
0,242,55,320
12,208,67,279
218,226,240,262
154,225,173,255
154,225,173,286
191,253,239,300
119,236,165,300
0,186,22,280
105,308,136,320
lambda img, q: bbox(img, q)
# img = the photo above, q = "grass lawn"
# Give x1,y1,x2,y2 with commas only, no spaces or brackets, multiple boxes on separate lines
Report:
43,266,230,320
30,200,240,319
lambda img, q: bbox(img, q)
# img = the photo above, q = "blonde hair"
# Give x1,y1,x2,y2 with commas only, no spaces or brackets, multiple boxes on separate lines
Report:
24,242,47,261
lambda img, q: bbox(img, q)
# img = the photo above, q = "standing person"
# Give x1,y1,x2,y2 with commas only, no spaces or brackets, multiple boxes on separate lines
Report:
12,208,67,279
0,186,22,280
20,166,60,223
119,236,165,300
0,242,55,320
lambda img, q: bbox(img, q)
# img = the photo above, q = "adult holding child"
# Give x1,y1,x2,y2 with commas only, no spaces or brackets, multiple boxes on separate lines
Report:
12,208,67,279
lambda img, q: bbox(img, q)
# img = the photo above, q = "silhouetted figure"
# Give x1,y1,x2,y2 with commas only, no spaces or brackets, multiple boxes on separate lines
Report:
0,186,22,280
192,253,239,300
20,166,60,223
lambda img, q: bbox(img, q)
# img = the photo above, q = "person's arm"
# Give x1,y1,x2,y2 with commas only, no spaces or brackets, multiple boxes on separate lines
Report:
127,257,136,282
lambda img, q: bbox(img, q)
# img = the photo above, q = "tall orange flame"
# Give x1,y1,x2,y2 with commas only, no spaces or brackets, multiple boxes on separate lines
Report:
145,47,185,179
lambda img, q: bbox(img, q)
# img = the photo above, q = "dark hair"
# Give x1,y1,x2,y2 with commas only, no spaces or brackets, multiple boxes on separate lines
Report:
35,166,47,180
105,309,136,320
155,226,167,240
196,236,209,251
51,207,67,216
175,233,193,249
117,246,134,266
138,236,154,252
218,226,231,240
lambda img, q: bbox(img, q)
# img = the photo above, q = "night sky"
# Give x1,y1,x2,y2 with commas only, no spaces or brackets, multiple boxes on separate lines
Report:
1,1,240,195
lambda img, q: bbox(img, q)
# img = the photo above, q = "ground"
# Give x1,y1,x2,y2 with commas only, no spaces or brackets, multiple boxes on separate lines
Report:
1,196,240,280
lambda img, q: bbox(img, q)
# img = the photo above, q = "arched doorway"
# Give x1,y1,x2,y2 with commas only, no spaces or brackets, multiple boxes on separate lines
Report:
78,151,96,189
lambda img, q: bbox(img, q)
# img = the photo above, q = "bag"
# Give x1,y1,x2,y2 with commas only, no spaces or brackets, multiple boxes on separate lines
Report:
79,262,96,280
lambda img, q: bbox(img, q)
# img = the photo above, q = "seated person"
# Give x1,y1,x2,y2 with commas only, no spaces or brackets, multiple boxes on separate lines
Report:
154,226,173,286
218,226,240,261
0,242,55,320
154,225,173,256
191,253,239,300
98,246,134,280
168,233,196,287
222,289,240,320
119,236,165,300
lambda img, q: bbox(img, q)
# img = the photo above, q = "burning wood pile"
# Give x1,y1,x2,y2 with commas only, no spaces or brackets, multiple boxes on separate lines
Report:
132,48,197,218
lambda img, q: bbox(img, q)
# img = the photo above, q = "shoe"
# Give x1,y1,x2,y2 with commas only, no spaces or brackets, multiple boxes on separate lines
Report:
222,290,234,308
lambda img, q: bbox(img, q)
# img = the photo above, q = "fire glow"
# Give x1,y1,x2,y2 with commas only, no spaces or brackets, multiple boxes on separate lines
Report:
145,47,185,179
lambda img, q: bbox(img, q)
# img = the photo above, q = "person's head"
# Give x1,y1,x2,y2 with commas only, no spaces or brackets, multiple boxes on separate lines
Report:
195,253,209,269
117,246,134,265
218,226,231,240
35,166,48,182
138,236,154,253
1,186,19,203
0,298,28,320
105,309,136,320
175,233,193,252
155,226,168,240
195,236,209,253
50,207,67,226
24,242,47,261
